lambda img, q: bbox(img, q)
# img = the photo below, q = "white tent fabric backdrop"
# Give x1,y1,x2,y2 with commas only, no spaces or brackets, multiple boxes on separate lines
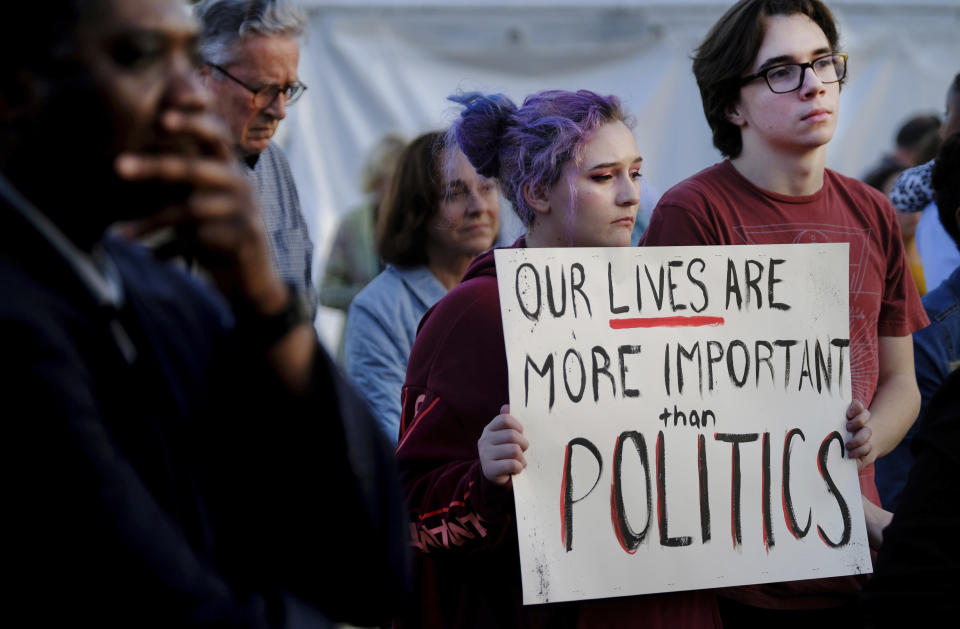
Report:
279,1,960,347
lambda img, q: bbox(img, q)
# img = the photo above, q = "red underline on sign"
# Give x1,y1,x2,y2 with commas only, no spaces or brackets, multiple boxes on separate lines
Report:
609,316,726,329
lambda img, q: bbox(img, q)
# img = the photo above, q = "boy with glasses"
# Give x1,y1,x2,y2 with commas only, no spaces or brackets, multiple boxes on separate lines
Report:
640,0,928,621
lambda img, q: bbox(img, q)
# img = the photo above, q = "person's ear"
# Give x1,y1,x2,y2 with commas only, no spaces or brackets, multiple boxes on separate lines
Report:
725,100,746,128
522,180,551,216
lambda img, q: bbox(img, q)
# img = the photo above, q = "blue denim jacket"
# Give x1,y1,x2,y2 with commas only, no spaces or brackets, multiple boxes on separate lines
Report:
876,266,959,509
344,265,447,443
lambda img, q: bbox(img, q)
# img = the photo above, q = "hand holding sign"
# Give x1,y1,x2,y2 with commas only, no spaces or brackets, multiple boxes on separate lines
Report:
845,399,873,467
861,495,892,550
478,405,530,485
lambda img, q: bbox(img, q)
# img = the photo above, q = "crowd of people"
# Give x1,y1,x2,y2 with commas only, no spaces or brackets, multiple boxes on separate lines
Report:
3,0,957,627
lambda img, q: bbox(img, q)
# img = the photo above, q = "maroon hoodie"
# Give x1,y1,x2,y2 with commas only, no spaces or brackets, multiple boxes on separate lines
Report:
396,241,720,628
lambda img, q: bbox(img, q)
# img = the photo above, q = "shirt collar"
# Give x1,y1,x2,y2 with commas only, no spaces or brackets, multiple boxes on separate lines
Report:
391,264,448,305
0,171,124,311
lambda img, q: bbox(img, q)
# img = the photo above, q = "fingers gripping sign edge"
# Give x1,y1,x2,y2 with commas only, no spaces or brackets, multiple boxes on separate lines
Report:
479,405,529,485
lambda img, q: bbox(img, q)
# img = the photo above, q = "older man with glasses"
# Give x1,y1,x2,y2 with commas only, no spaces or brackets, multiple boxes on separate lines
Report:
197,0,317,314
640,0,927,623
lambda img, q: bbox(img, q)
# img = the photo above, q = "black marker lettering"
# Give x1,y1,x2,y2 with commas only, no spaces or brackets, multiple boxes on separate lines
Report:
611,431,652,553
715,432,759,548
774,340,797,389
608,262,628,314
727,340,750,388
725,258,743,310
814,339,831,393
571,263,591,317
663,343,671,395
516,263,541,322
831,338,849,395
561,437,602,551
768,259,790,310
677,341,703,395
667,260,686,311
755,340,774,387
706,341,724,391
798,340,814,392
817,431,852,548
645,264,666,311
592,346,614,402
744,259,764,308
525,353,554,410
698,434,711,543
546,264,567,317
657,431,692,547
762,432,774,551
562,349,586,403
688,257,709,313
782,428,811,539
618,345,642,398
634,265,644,312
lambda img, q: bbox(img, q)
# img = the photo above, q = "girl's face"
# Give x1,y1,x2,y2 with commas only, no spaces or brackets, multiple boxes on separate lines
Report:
426,147,500,260
540,120,642,248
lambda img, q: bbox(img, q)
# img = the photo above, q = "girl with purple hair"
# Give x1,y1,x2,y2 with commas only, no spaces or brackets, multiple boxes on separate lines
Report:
394,90,720,628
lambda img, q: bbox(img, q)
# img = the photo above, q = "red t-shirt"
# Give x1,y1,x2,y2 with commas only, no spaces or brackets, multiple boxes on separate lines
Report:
640,160,929,608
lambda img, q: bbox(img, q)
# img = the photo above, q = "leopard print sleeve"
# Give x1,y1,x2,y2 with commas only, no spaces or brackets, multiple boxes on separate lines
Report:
889,159,935,213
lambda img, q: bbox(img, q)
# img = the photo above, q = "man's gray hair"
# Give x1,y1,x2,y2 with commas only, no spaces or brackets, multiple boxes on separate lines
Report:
194,0,307,66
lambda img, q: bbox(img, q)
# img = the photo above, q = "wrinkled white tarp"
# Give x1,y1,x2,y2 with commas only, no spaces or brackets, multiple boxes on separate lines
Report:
279,2,959,347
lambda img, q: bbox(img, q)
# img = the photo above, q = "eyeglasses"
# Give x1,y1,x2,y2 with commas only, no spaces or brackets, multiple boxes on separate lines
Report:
207,62,307,107
740,53,847,94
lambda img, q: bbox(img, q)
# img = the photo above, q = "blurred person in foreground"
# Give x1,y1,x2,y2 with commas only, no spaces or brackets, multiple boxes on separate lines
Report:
875,131,960,510
196,0,317,315
639,0,927,621
859,144,960,613
344,131,499,443
395,89,720,628
319,133,406,360
859,367,960,624
1,0,408,626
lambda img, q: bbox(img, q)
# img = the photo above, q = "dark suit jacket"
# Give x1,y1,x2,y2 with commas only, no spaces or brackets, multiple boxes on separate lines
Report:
2,199,409,628
860,368,960,623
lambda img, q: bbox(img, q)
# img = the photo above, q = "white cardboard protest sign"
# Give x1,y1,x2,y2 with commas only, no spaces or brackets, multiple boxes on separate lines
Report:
495,244,871,605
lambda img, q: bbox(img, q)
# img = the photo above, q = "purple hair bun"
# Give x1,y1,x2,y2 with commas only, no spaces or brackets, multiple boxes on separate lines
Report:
449,92,517,179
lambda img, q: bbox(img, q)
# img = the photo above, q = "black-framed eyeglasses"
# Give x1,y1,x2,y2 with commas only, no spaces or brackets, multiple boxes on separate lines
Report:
207,62,307,107
740,53,847,94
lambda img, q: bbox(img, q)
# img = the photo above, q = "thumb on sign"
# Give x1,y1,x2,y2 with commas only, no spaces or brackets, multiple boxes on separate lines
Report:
479,405,529,485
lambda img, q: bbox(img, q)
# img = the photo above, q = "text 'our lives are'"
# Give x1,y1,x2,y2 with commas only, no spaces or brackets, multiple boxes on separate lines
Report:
513,256,792,322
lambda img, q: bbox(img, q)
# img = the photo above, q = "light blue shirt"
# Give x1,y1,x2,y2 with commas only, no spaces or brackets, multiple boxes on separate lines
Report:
344,264,447,443
915,200,960,291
